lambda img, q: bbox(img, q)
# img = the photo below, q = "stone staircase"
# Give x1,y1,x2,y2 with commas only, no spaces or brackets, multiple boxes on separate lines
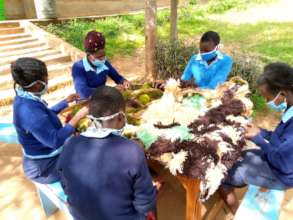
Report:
0,21,83,122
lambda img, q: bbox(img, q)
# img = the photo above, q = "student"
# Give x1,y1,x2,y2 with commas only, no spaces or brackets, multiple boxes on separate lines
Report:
12,58,88,184
72,31,130,99
181,31,233,89
219,63,293,214
57,86,156,220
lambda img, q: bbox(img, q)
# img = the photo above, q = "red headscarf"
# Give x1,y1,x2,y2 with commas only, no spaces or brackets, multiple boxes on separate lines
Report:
84,31,106,53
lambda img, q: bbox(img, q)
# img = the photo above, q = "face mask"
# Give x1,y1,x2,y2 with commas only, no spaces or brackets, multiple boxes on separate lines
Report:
92,59,106,68
82,112,126,138
200,49,218,62
22,80,48,96
267,92,287,112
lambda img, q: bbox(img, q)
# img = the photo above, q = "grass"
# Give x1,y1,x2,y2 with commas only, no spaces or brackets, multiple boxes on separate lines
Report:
0,0,5,20
43,0,291,113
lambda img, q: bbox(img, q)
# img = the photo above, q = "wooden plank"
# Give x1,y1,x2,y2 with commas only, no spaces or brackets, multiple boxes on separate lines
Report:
145,0,157,79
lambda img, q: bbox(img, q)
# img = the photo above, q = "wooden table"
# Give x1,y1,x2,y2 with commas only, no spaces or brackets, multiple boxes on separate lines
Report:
176,175,202,220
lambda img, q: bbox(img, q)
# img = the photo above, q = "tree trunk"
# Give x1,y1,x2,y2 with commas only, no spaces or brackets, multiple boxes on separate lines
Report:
170,0,178,41
34,0,57,19
145,0,157,79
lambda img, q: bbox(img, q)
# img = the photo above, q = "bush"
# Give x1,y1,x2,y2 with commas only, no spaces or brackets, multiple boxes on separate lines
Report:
154,39,198,80
229,51,263,93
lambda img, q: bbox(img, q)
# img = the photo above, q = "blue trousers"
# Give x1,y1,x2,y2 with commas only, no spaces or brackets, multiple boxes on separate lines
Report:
223,149,289,190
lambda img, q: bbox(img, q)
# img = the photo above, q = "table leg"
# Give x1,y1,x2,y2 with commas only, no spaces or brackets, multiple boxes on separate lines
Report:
177,175,202,220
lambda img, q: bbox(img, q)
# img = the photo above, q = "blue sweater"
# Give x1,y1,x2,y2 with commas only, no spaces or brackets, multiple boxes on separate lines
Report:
72,58,125,99
57,134,156,220
13,96,75,157
252,107,293,186
181,52,233,89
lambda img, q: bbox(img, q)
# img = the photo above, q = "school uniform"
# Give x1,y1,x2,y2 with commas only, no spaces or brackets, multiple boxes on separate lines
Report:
72,58,125,99
13,89,75,184
57,134,156,220
181,51,233,89
224,106,293,189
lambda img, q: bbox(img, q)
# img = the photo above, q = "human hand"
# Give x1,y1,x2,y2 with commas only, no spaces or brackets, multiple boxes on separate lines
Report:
122,79,131,89
66,94,80,103
245,123,261,139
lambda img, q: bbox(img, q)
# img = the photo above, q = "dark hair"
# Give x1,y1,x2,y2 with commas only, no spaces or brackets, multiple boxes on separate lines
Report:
257,62,293,94
200,31,220,45
90,86,125,117
11,58,48,88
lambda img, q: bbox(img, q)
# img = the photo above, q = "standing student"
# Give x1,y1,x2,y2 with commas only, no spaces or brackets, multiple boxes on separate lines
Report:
181,31,233,89
58,86,156,220
72,31,130,99
219,63,293,214
12,58,88,184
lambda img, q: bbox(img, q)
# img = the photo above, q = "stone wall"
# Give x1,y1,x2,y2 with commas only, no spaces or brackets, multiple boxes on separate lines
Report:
5,0,185,19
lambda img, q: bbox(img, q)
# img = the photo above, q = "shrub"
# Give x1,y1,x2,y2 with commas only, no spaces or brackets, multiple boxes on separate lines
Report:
154,39,198,80
229,51,263,93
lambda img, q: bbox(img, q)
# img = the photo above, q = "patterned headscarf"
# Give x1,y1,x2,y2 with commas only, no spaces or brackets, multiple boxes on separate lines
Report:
84,31,106,53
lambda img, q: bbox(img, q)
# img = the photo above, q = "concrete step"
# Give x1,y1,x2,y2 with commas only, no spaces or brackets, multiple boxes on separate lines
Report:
0,62,72,90
0,45,51,59
0,54,71,74
0,33,32,41
0,49,60,65
0,41,46,53
0,22,20,29
0,75,73,107
0,27,25,35
0,37,38,47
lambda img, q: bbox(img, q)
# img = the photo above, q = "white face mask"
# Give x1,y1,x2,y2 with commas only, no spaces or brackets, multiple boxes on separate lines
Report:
22,80,48,96
82,112,126,138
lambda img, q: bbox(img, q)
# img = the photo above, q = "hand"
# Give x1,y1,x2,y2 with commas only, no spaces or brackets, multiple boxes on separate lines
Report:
245,123,261,139
66,94,80,103
152,180,163,191
152,80,165,90
122,80,131,89
74,106,89,120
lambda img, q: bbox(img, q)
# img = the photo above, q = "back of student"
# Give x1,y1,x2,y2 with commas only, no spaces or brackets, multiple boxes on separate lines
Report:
57,86,156,220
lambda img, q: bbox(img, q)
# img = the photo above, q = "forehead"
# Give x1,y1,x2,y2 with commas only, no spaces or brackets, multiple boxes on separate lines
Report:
199,41,216,52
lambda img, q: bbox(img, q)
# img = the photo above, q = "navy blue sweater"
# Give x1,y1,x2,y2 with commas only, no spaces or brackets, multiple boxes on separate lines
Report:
13,96,75,157
72,59,125,99
252,117,293,186
57,134,156,220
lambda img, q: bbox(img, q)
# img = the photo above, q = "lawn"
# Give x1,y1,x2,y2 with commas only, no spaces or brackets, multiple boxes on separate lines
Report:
43,0,292,113
0,0,5,20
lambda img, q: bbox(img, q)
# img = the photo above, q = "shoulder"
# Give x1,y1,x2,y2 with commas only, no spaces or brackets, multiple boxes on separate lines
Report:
220,54,233,64
72,59,85,72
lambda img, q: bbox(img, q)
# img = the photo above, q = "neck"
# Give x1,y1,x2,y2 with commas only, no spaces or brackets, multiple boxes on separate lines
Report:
207,56,217,65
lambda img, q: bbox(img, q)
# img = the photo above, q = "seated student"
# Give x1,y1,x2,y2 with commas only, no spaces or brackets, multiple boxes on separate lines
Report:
57,86,156,220
181,31,233,89
219,63,293,214
72,31,130,99
12,58,88,184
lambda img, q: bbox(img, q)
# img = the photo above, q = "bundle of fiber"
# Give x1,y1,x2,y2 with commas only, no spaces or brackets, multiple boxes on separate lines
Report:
133,77,253,201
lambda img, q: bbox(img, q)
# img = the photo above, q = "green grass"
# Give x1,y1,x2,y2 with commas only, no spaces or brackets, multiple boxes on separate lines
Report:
0,0,5,20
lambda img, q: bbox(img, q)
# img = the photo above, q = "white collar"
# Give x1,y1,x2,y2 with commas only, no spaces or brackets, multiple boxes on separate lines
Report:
282,106,293,123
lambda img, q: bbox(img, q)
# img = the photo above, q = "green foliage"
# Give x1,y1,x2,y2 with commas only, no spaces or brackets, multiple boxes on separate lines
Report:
154,39,198,80
0,0,5,20
251,91,268,113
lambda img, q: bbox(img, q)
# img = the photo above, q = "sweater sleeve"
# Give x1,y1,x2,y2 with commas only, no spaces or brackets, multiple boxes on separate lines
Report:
105,61,125,84
22,107,75,149
181,57,194,81
259,128,273,140
72,63,94,99
132,152,156,214
205,56,233,89
50,100,68,114
251,134,293,174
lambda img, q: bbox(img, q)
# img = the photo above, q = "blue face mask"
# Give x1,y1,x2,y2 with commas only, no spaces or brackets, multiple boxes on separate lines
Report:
92,59,106,68
267,92,287,112
200,49,218,62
